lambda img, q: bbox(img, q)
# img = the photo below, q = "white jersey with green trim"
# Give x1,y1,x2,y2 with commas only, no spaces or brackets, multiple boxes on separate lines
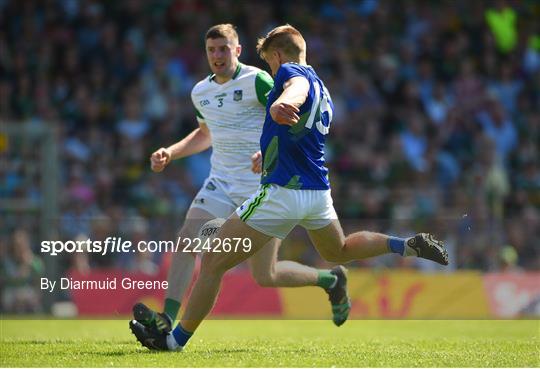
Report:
191,63,273,186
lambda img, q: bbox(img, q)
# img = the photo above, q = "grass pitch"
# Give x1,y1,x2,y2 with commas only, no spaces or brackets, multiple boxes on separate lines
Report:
0,319,538,367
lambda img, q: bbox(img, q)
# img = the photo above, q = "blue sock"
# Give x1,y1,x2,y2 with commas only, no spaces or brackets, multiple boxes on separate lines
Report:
387,236,406,256
172,324,193,347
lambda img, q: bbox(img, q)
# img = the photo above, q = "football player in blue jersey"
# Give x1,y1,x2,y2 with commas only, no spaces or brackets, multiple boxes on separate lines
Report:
130,24,448,351
131,23,352,341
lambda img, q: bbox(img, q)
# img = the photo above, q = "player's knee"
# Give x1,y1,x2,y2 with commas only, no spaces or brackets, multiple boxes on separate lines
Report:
251,270,276,287
177,223,204,259
178,224,198,240
199,253,230,275
356,230,378,242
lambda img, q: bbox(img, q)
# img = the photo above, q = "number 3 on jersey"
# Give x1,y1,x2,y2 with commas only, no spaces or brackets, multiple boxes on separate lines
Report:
304,83,333,135
217,98,224,107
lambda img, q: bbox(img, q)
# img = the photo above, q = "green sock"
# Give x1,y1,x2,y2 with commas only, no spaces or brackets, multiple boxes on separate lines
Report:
317,270,337,289
163,298,181,320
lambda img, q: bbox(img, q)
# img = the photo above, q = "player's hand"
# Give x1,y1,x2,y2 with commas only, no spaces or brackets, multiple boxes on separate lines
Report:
251,151,262,174
150,147,172,172
270,102,300,126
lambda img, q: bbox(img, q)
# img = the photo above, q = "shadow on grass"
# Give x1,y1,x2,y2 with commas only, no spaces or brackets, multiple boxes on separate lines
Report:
197,348,254,354
92,350,143,357
1,340,54,345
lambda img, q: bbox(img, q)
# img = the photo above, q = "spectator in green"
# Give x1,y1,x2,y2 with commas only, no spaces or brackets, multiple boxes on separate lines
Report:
485,1,518,53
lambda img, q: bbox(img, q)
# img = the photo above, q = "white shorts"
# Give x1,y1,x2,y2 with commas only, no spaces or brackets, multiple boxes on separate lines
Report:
189,177,259,218
235,184,338,239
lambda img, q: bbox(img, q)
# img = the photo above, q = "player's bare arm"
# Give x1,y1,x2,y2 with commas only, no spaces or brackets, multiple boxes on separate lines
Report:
150,122,212,172
269,76,309,125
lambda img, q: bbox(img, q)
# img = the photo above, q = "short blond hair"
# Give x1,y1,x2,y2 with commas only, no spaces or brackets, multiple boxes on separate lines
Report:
256,24,306,59
206,24,239,44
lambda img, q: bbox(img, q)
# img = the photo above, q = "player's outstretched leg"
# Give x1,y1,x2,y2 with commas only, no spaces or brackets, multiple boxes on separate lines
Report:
307,221,448,266
325,265,351,326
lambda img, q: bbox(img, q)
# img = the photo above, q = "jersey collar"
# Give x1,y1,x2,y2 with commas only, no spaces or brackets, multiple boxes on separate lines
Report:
209,63,242,82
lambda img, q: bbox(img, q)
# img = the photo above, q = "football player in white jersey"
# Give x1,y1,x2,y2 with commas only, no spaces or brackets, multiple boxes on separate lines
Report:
131,24,351,336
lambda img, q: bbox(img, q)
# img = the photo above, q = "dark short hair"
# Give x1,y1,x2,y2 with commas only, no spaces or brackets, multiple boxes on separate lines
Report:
205,24,239,43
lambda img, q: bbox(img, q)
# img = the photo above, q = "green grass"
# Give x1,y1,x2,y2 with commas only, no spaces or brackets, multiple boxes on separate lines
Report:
0,319,538,367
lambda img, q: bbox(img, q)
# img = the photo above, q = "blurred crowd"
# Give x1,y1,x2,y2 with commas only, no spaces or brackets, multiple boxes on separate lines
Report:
1,0,539,311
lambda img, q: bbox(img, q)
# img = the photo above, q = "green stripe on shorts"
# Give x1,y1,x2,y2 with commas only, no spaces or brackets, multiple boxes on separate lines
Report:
240,184,270,222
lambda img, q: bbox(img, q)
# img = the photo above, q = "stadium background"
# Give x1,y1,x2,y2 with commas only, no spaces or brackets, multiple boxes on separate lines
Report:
0,0,538,319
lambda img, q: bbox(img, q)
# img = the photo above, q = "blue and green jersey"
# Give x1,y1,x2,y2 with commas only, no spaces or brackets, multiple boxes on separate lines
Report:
260,63,334,190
